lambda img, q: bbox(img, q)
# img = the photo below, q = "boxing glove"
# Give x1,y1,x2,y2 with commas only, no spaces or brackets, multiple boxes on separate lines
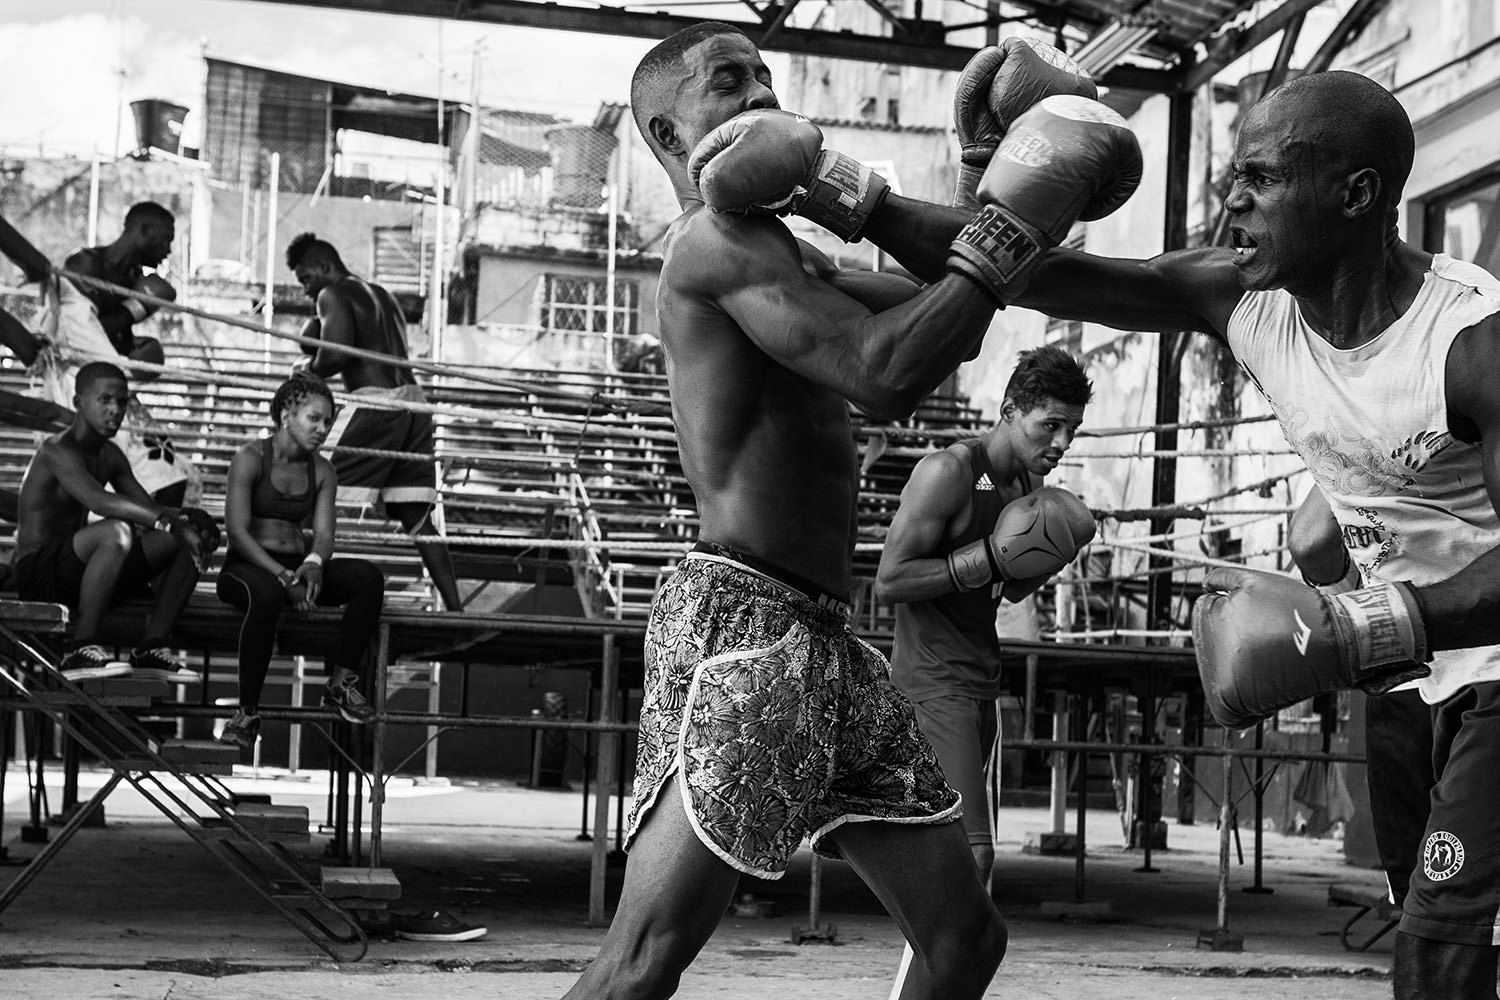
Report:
689,109,890,243
947,486,1095,592
299,317,322,357
1191,568,1432,730
953,38,1097,211
124,273,176,322
948,95,1141,304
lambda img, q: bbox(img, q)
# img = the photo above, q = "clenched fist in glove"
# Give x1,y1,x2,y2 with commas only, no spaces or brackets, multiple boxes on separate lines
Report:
953,38,1097,210
948,95,1141,305
124,273,177,323
947,486,1095,593
1191,568,1432,730
688,109,890,243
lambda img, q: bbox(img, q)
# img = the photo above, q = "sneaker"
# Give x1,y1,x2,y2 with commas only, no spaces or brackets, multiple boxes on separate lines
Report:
218,709,261,749
392,909,487,942
59,644,131,681
322,676,376,724
129,647,199,684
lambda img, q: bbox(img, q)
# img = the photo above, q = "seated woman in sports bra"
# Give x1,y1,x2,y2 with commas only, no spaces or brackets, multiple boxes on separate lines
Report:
217,373,384,748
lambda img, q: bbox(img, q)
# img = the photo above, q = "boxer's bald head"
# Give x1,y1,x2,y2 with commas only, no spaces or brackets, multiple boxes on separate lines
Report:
1254,70,1414,212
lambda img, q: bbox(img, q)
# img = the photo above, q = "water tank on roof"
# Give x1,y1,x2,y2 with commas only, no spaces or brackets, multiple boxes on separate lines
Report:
130,99,190,155
546,124,617,209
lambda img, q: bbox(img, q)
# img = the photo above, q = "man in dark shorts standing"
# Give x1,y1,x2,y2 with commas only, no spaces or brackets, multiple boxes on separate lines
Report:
878,345,1092,879
875,345,1093,995
285,233,461,611
955,71,1496,1000
15,361,212,680
562,21,1140,1000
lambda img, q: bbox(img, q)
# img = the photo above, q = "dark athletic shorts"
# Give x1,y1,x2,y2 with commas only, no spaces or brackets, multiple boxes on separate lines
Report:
911,694,999,847
15,533,155,609
325,385,437,510
1399,680,1500,946
625,551,960,879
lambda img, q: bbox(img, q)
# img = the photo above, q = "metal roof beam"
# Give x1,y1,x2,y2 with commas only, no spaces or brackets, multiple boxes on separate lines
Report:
251,0,987,71
1182,0,1331,92
1306,0,1390,73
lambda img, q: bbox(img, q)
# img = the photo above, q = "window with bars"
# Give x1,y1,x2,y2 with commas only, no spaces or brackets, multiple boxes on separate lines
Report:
538,274,640,336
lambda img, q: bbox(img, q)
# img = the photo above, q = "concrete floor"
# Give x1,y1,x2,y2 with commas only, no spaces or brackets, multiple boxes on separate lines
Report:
1,765,1396,999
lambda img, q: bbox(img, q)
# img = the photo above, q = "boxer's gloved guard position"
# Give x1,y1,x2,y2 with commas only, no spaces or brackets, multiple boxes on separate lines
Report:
946,486,1095,593
689,109,889,243
1192,568,1433,730
123,273,176,323
952,37,1097,210
948,95,1142,305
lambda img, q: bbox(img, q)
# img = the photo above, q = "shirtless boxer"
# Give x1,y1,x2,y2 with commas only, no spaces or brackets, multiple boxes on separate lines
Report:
561,22,1139,1000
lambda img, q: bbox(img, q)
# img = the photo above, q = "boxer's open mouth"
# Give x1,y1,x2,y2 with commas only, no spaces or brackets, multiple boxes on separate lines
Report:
1231,228,1258,261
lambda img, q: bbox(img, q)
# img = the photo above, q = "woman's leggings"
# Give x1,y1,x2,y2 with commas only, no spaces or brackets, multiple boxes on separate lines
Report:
216,552,385,713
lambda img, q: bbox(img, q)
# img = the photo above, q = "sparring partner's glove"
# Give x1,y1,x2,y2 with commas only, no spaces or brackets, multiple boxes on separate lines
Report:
1191,568,1432,730
123,273,177,323
948,95,1142,305
947,486,1096,593
953,38,1097,211
688,109,889,243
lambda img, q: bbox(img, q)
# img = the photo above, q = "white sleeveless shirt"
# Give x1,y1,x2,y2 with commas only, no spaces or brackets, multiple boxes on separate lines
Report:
1226,253,1500,703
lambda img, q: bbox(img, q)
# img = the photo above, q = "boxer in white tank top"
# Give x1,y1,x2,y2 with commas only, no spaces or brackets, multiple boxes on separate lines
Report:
945,70,1500,999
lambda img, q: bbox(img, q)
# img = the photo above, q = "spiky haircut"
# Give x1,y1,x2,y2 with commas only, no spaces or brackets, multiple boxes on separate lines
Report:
630,22,750,149
285,232,345,272
270,372,335,427
1003,345,1092,414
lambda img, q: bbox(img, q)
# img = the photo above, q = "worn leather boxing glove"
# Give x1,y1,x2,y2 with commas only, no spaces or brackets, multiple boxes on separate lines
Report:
689,109,890,243
1191,568,1432,730
124,273,176,322
948,95,1141,305
953,38,1097,211
947,486,1095,592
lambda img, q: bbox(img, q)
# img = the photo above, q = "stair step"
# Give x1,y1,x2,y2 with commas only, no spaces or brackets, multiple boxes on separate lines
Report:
234,803,309,833
201,817,311,844
160,739,241,768
321,867,402,900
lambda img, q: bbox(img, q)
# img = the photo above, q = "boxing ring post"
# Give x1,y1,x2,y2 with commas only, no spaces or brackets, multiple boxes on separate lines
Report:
589,632,620,926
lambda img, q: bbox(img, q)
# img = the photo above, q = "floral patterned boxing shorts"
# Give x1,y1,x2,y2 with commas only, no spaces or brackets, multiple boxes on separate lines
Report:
625,552,961,878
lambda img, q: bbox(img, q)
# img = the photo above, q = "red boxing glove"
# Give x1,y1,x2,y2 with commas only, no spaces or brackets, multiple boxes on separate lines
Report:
948,95,1141,305
689,109,890,243
953,38,1097,211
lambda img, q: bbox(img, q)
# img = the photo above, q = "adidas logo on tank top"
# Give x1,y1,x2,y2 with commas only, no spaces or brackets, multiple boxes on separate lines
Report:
975,473,994,491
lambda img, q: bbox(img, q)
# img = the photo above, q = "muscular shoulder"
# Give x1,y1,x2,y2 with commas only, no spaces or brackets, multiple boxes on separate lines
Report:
1445,312,1500,441
663,208,798,296
904,447,972,504
229,440,263,473
1153,247,1244,333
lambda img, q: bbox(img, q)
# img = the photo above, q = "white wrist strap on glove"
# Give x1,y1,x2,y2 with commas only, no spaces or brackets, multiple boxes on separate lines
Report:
125,298,149,322
1328,582,1432,692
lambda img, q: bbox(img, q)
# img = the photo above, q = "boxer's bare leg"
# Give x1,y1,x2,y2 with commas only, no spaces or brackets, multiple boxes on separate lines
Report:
562,775,740,1000
832,820,1006,1000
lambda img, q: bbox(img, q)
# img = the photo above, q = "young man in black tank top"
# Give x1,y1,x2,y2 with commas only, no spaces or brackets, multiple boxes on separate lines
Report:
877,347,1092,918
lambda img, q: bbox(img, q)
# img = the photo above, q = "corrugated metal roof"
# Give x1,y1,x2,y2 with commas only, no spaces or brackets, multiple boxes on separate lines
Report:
1009,0,1261,58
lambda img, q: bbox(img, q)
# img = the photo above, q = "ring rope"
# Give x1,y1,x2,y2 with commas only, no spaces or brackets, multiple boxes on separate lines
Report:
56,266,670,414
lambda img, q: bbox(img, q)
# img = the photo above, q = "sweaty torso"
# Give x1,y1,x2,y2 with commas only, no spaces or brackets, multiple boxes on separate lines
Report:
15,437,105,559
659,209,860,597
328,276,415,391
